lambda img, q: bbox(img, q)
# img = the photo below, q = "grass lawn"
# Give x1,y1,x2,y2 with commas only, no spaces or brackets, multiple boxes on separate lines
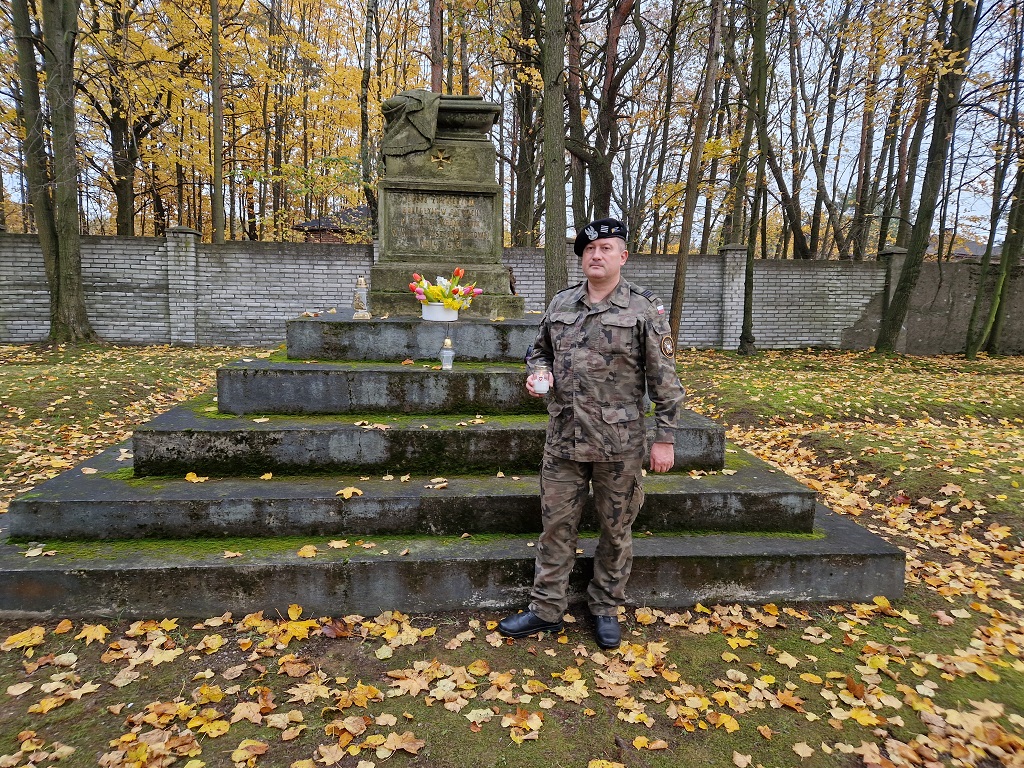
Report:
0,345,1022,768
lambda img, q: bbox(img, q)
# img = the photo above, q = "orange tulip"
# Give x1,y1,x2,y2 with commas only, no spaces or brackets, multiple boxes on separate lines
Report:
453,267,465,279
412,273,421,281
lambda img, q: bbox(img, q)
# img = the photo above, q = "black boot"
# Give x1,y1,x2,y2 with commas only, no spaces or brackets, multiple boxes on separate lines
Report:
592,615,621,649
498,610,564,638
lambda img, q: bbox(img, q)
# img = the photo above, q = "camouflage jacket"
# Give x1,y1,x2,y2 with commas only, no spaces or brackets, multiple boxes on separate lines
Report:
527,279,686,462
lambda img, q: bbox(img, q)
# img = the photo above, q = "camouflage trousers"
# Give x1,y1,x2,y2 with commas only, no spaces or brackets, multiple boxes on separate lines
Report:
529,453,645,622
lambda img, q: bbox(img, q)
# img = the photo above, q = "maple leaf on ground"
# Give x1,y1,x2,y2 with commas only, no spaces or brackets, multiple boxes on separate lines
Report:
2,626,45,652
316,743,347,765
75,624,110,646
775,689,805,712
376,731,425,758
792,742,815,758
466,708,495,725
552,679,590,703
201,719,231,738
387,670,431,697
230,739,268,762
231,701,263,724
321,619,353,638
53,619,73,634
287,681,330,704
265,710,304,730
775,651,799,669
708,712,739,732
109,668,141,688
297,545,318,558
223,663,248,680
634,607,657,625
279,657,312,677
733,752,753,767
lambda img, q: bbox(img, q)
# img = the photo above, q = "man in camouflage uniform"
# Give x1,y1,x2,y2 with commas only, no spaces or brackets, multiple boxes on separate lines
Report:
498,218,685,649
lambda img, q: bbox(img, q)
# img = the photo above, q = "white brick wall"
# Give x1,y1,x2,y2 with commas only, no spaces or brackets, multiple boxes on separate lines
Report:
0,233,1019,353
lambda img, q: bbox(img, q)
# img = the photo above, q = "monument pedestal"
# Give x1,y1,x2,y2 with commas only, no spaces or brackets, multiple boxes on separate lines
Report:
3,312,905,616
369,93,524,319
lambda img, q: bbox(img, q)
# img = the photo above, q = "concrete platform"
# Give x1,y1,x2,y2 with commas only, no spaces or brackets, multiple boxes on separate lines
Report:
132,404,726,476
216,360,548,415
8,443,815,540
286,314,541,362
0,506,904,619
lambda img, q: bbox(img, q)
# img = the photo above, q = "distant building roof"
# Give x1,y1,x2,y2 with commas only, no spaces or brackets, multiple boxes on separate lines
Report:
293,206,371,232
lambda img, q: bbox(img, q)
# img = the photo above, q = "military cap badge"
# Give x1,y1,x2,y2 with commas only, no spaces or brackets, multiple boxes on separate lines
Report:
574,217,628,256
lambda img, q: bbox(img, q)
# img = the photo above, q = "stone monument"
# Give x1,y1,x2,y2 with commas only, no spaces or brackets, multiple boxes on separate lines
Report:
369,89,524,319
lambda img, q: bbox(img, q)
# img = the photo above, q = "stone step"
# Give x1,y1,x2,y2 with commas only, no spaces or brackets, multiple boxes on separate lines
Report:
0,506,905,618
132,404,726,476
9,442,814,540
216,360,548,415
287,315,541,362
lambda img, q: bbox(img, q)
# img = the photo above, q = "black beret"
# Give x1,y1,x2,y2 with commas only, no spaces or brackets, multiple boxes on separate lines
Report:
574,218,627,256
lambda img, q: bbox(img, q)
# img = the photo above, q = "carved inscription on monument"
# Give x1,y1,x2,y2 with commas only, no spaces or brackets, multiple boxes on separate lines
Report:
387,191,494,260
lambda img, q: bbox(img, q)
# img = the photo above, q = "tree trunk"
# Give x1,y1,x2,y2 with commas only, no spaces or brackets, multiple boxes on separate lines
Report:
40,0,95,341
896,22,936,247
11,0,59,283
965,22,1020,358
722,88,754,247
649,0,681,255
430,0,443,92
668,0,721,341
737,0,766,353
968,165,1022,355
211,0,225,243
460,24,469,94
565,0,644,221
725,5,811,259
876,0,983,353
360,0,379,233
565,0,587,225
511,1,538,246
849,54,879,261
541,0,568,302
739,160,764,355
807,4,849,256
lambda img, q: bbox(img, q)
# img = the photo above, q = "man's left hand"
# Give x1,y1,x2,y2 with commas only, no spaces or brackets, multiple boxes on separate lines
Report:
649,442,674,473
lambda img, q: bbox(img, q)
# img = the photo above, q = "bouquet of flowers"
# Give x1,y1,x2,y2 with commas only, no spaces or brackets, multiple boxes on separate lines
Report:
408,268,482,311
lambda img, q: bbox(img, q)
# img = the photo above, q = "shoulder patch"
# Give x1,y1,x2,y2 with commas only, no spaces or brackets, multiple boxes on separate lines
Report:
660,335,675,358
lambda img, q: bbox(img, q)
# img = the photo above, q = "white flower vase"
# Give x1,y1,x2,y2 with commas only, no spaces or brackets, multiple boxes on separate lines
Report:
422,302,459,322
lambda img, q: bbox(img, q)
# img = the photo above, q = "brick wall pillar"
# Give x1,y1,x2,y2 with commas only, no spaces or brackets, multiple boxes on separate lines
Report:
165,226,200,345
718,243,747,350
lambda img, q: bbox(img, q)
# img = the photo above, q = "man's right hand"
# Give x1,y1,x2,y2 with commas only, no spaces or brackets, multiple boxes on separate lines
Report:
526,371,553,397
